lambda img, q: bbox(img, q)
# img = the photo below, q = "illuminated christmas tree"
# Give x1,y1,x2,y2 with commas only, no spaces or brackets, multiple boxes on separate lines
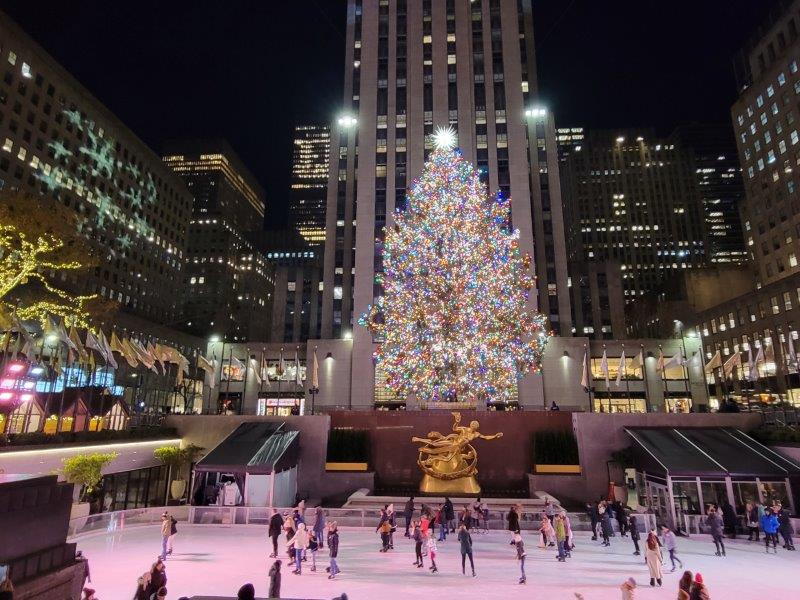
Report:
361,128,550,406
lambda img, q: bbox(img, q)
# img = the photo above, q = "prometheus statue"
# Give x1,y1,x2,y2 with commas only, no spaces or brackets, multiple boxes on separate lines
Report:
411,412,503,494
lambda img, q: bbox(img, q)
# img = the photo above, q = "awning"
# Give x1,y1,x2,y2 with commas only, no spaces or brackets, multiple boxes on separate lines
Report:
625,427,800,479
194,422,300,475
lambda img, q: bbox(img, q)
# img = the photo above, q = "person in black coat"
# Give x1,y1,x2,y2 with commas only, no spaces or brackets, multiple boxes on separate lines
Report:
403,496,415,537
268,508,284,558
586,502,599,541
268,560,281,599
629,514,641,556
776,504,796,550
507,506,520,544
721,501,737,539
444,497,455,533
327,522,341,579
146,560,167,599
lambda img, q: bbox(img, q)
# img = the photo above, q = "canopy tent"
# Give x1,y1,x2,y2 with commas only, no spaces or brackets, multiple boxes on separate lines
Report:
192,422,300,508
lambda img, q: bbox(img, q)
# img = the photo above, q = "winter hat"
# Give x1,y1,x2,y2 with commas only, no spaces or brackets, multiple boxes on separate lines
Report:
695,573,704,584
237,583,255,600
626,577,637,587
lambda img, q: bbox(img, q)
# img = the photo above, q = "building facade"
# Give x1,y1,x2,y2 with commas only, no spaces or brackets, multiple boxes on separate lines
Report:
562,129,708,302
320,0,571,408
162,140,273,342
289,125,330,246
0,12,191,325
568,261,626,339
670,123,748,265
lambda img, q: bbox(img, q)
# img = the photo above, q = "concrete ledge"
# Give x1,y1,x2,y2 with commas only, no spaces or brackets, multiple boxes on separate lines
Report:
534,464,582,474
325,462,369,471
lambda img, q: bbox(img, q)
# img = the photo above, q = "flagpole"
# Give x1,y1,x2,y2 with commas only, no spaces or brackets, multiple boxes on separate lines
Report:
779,327,792,404
278,347,283,402
225,347,233,413
259,348,265,395
584,344,594,412
641,344,650,413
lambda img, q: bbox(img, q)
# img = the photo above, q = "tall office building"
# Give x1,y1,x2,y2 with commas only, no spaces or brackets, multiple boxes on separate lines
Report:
162,140,273,342
670,123,748,265
289,125,330,246
0,12,191,325
321,0,571,408
562,129,708,302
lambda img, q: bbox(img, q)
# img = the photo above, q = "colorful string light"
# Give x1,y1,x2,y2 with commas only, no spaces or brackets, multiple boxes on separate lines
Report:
361,146,550,405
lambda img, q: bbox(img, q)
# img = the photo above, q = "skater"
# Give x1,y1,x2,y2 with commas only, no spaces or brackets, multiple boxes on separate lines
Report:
458,524,475,576
159,512,171,560
472,497,483,531
721,500,737,539
460,504,473,530
538,515,553,548
313,506,326,549
629,515,641,556
600,503,613,546
554,513,567,562
308,530,319,571
776,503,795,550
507,505,520,543
327,522,340,579
436,504,447,542
379,517,392,552
662,526,683,571
283,511,296,561
760,506,780,553
706,507,725,556
689,572,710,600
412,520,424,568
678,570,693,598
444,497,456,533
513,532,526,584
404,496,415,537
268,508,284,558
746,501,760,541
544,498,556,524
644,531,663,587
146,560,167,599
268,560,281,598
167,513,178,555
387,503,397,549
426,529,438,573
614,500,628,537
562,511,574,552
620,577,636,600
481,499,490,533
287,522,309,574
586,501,599,541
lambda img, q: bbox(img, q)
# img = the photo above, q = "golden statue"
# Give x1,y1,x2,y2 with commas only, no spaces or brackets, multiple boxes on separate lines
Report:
411,412,503,494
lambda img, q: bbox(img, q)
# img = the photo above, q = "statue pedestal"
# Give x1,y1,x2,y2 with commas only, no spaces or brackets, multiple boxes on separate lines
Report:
419,474,481,495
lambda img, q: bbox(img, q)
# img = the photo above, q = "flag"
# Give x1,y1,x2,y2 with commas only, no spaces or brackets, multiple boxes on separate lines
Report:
130,339,158,373
788,337,798,369
147,342,165,374
723,351,742,378
230,354,245,378
599,349,610,387
85,329,103,358
98,330,118,369
656,349,665,373
615,349,625,387
294,350,303,385
580,350,590,392
311,349,319,390
278,351,285,380
120,337,140,368
251,357,262,385
70,326,88,362
663,350,684,371
704,350,722,373
630,348,644,375
12,315,34,345
260,354,271,388
109,331,125,355
197,354,216,388
58,319,77,351
19,337,34,359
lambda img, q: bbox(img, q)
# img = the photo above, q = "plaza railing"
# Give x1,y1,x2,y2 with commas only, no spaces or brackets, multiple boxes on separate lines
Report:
68,504,656,538
681,513,799,536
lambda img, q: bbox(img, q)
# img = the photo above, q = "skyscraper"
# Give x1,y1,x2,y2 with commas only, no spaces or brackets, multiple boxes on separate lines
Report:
670,123,747,265
289,125,330,246
321,0,570,408
162,140,273,342
0,11,191,326
562,130,708,302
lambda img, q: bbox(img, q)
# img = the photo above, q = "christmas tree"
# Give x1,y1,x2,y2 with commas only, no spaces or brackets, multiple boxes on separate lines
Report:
361,128,549,406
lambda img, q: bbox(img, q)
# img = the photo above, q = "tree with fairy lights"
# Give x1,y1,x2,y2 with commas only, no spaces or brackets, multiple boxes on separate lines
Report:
361,127,550,406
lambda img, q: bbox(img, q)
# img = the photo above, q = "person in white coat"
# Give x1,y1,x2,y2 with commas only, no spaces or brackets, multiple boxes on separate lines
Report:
644,532,663,587
287,523,310,575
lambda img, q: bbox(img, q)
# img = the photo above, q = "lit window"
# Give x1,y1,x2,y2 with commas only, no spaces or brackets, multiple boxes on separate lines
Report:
792,130,799,145
21,62,31,78
767,84,775,97
2,138,12,152
757,95,764,107
7,51,16,65
779,72,787,85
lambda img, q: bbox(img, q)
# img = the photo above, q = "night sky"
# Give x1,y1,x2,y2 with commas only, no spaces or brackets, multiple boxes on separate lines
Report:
0,0,781,227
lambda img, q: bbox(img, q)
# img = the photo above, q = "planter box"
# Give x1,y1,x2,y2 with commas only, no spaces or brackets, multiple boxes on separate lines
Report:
534,464,582,474
326,462,369,472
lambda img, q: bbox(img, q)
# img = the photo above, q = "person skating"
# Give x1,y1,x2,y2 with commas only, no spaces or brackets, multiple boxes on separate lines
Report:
706,507,725,557
619,577,636,600
600,503,613,547
614,501,628,537
544,498,556,524
436,504,447,542
775,503,795,550
689,572,710,600
146,560,167,599
426,529,438,573
480,499,490,533
678,570,693,599
268,559,281,598
586,502,599,541
412,520,425,568
512,532,526,584
554,514,568,562
167,513,178,556
644,531,663,587
387,503,397,549
268,508,284,558
283,512,296,562
133,575,149,600
308,530,319,572
379,518,392,552
458,524,476,576
444,497,455,533
720,500,737,539
662,526,683,572
538,515,554,548
313,506,326,549
287,522,310,574
460,505,472,530
562,511,574,553
746,501,760,541
472,498,483,532
629,515,641,556
404,496,415,538
327,522,341,579
760,506,780,553
159,512,171,560
507,505,520,544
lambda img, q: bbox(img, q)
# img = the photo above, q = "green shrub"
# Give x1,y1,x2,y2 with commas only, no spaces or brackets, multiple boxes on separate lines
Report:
0,427,178,448
154,444,204,480
326,428,370,463
532,429,579,465
61,452,118,501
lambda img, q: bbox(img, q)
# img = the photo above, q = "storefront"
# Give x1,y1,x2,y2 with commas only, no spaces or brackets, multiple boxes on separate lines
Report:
256,395,302,416
626,426,800,530
97,465,168,513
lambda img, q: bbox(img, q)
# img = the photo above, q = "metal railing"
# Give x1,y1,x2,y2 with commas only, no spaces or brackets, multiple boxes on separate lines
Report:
681,513,798,536
68,505,658,538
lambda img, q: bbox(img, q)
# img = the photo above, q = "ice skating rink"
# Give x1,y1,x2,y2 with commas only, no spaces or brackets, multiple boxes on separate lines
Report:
75,525,796,599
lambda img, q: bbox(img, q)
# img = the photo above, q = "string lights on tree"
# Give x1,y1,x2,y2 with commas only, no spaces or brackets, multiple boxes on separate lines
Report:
361,127,550,406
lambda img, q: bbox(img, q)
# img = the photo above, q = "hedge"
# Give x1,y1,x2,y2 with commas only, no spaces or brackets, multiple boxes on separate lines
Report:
532,429,579,465
0,427,179,448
